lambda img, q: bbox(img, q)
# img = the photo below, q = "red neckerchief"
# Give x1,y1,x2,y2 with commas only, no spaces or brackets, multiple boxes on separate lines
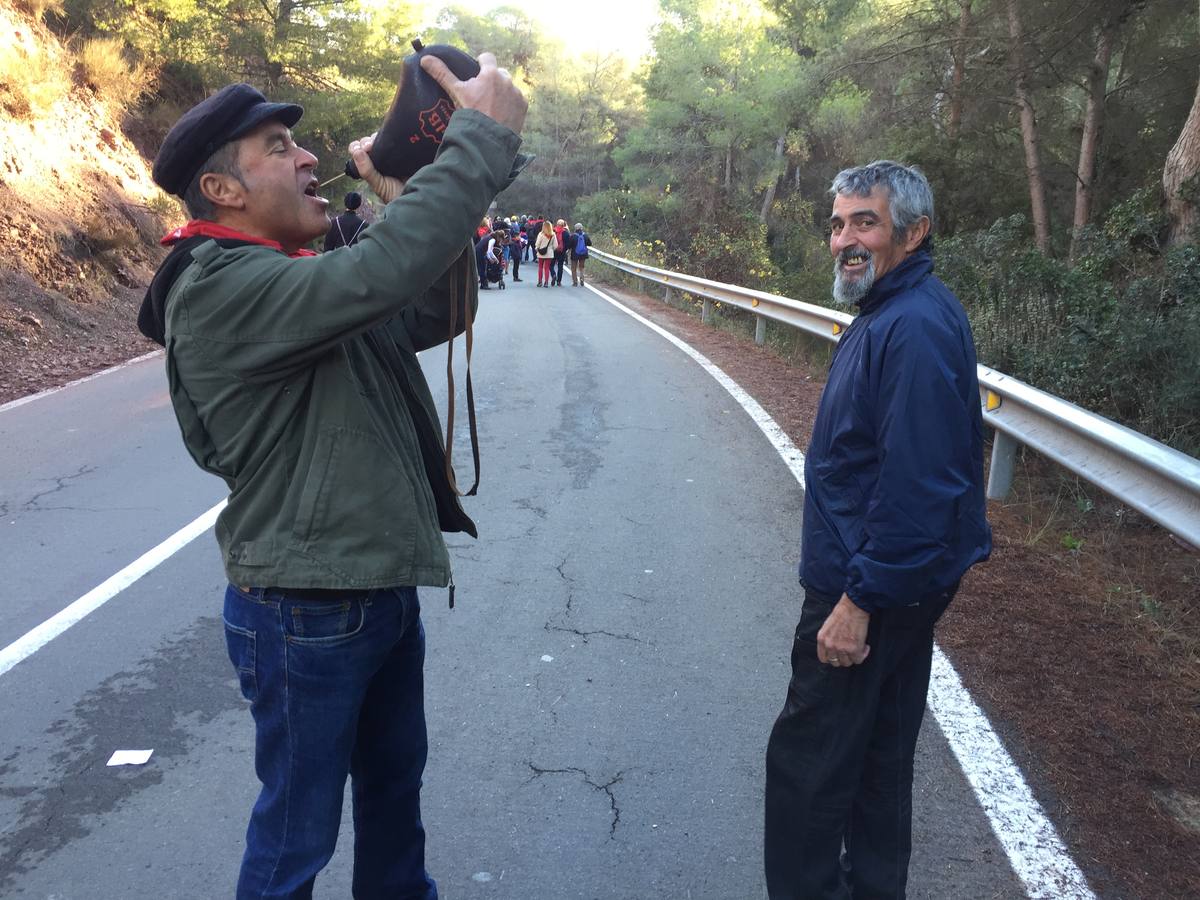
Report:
161,220,318,257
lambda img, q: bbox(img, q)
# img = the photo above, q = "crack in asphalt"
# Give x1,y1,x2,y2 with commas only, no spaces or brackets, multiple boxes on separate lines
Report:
21,466,97,511
514,497,549,519
524,763,625,838
555,556,573,583
544,622,644,645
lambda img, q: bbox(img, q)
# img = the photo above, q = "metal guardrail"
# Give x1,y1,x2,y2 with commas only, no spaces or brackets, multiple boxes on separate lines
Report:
591,248,1200,547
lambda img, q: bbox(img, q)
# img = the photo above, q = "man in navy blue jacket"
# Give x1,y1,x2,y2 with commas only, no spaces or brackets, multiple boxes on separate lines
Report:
764,161,991,900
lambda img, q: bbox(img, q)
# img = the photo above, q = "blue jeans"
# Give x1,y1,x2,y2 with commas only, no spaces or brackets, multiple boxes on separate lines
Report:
223,584,438,900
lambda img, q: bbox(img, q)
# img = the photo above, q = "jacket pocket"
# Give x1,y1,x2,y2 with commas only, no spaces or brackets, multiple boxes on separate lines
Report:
289,427,418,579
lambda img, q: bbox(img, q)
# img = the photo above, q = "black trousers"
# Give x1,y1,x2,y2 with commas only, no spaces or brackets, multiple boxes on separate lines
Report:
764,589,952,900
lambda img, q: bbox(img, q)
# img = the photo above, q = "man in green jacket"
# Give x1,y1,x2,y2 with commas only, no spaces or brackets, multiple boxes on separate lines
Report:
138,54,527,899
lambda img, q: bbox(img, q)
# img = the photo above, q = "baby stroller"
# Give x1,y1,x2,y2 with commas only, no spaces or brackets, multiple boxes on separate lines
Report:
485,256,506,290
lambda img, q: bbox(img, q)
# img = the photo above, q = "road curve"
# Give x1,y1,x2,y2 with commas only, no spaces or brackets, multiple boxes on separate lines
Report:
0,274,1026,898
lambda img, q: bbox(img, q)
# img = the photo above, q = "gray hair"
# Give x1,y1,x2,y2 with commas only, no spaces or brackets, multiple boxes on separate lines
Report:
830,161,934,250
181,141,245,220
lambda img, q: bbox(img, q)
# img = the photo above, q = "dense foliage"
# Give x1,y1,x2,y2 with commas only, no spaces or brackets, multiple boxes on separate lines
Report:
20,0,1200,452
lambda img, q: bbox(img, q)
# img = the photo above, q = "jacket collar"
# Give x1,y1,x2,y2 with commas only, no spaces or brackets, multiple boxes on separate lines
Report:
139,221,319,347
857,250,933,314
161,220,317,258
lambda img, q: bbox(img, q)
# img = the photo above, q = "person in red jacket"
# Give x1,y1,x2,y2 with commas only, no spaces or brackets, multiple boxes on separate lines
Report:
551,218,568,285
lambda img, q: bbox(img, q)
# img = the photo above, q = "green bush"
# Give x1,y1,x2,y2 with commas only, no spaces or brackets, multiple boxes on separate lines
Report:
938,192,1200,455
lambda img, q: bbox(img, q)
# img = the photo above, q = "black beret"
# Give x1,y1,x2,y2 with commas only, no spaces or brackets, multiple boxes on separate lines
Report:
152,83,303,197
345,40,480,182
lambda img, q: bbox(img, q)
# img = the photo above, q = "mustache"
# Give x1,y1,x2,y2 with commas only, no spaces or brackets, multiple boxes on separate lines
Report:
836,246,872,266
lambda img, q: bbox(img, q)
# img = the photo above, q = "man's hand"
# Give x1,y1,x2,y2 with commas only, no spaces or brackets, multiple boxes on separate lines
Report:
816,594,871,667
420,51,528,135
348,132,406,204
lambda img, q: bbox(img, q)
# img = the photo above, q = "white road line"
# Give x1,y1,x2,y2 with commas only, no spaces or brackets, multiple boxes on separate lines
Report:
0,499,226,678
0,349,164,414
585,281,1096,900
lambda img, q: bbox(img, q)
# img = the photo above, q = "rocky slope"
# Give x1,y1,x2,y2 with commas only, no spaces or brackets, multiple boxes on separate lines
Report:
0,2,174,402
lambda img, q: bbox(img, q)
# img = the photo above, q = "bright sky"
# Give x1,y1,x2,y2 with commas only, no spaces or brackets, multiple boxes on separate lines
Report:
416,1,663,61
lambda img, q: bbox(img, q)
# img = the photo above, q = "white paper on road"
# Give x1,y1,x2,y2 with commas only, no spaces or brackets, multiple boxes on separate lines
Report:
106,749,154,766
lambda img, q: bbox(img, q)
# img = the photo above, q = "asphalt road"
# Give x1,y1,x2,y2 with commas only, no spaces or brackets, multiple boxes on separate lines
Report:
0,273,1028,898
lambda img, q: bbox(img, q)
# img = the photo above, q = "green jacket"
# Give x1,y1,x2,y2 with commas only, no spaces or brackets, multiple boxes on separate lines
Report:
162,109,523,589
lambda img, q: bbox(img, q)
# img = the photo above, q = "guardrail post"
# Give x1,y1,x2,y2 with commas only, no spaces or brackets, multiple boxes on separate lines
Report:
987,431,1019,500
664,286,672,304
702,298,713,325
755,315,766,346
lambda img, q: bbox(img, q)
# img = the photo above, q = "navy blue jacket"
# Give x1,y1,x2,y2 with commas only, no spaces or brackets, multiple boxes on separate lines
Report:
800,250,991,612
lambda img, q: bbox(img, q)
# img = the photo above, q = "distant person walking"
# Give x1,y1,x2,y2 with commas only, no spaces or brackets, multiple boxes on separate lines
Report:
510,223,524,281
322,191,367,251
535,219,555,287
570,222,591,286
764,161,991,900
551,218,569,286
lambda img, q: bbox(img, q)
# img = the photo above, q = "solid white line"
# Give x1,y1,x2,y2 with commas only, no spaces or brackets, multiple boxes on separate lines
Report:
0,499,226,678
929,649,1095,898
0,350,164,414
584,281,1095,899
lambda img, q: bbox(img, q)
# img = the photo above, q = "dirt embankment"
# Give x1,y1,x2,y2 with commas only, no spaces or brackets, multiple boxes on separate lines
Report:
0,3,169,403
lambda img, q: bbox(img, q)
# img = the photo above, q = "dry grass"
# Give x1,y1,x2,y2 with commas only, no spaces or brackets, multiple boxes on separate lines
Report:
13,0,64,19
0,19,70,118
79,213,140,254
77,38,150,113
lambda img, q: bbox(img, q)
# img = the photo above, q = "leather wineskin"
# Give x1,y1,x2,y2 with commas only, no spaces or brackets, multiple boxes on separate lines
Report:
344,41,481,181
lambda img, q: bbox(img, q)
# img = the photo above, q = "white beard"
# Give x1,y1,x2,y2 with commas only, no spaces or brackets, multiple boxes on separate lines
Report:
832,255,876,306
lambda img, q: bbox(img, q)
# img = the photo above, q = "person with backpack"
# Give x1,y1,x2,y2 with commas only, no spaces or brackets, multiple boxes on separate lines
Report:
322,191,368,251
509,223,524,281
570,222,592,286
518,215,530,260
551,218,569,286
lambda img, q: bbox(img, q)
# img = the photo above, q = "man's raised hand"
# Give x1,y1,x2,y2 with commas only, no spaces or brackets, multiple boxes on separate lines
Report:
420,51,528,135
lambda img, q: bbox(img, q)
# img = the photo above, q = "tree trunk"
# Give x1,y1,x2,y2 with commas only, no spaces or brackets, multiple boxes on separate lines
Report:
1070,22,1116,259
264,0,296,91
724,144,733,192
1007,0,1051,252
947,0,973,143
759,134,786,223
1165,66,1200,245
